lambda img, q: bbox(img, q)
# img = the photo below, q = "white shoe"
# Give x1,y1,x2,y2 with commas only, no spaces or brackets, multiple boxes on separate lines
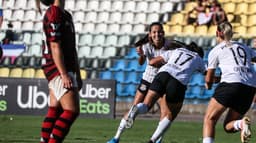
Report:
125,105,138,128
241,117,251,143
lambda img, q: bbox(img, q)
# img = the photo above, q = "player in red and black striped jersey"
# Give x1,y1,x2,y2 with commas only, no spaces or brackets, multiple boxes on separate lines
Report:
37,0,82,143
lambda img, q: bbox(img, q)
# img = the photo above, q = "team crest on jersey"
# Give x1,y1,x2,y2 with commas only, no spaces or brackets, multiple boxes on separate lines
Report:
139,84,147,91
50,23,60,30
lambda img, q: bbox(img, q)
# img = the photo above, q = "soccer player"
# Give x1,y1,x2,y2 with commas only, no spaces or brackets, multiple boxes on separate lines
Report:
202,21,256,143
37,0,82,143
126,42,206,143
107,22,183,143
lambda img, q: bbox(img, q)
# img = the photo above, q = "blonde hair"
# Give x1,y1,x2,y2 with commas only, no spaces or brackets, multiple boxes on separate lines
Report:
217,21,233,41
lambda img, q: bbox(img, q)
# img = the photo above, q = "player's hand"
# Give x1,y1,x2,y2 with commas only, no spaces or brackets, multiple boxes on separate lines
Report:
61,73,72,89
136,46,143,56
205,83,212,90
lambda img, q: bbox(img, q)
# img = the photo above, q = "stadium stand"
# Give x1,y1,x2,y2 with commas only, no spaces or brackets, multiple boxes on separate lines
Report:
1,0,256,100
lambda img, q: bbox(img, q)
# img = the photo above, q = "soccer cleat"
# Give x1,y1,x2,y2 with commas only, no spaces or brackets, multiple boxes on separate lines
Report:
107,138,119,143
241,117,251,143
147,140,153,143
125,105,138,128
156,137,162,143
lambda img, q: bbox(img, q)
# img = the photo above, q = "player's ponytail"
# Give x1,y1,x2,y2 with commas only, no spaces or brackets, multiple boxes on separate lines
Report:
187,42,204,58
134,34,149,47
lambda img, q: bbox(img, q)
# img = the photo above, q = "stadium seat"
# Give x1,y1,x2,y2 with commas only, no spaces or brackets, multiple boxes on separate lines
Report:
102,46,117,58
99,0,111,11
78,46,91,58
65,0,75,10
133,24,146,34
78,34,93,46
117,35,131,46
148,1,161,12
161,1,174,13
31,33,42,45
22,68,35,78
234,3,248,15
75,0,87,10
3,9,12,21
182,25,195,36
99,71,112,80
111,1,123,11
222,3,236,14
80,69,87,80
195,25,208,36
13,56,24,67
116,83,128,96
109,12,122,23
34,21,43,31
9,67,23,78
113,71,126,83
182,2,197,13
15,0,26,9
74,22,83,32
87,0,99,10
97,12,109,23
146,13,160,24
207,25,217,36
108,23,120,34
85,11,97,23
134,13,147,24
234,26,247,37
83,23,95,33
119,24,133,34
105,35,118,46
35,69,45,79
122,84,137,96
24,10,37,21
122,12,134,24
4,0,15,8
92,34,105,46
12,21,22,30
12,10,25,21
136,1,148,12
22,21,34,31
89,46,104,58
0,67,10,77
124,48,138,59
109,60,127,71
28,44,41,57
123,1,136,12
168,13,184,25
22,32,32,45
247,15,256,27
189,85,202,99
168,25,182,35
94,23,108,34
247,3,256,15
0,56,12,67
247,26,256,37
189,73,204,86
124,72,140,84
73,11,85,22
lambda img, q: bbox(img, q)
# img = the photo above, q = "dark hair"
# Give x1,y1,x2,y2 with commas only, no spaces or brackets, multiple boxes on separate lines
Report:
165,40,186,50
148,22,164,32
187,42,204,58
135,22,164,47
40,0,54,6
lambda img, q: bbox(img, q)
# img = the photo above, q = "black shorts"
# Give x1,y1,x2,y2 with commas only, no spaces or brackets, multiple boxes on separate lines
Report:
137,79,151,96
213,82,256,115
149,72,186,103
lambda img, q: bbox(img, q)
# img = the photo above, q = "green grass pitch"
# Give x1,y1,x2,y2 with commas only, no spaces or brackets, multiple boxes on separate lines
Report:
0,115,255,143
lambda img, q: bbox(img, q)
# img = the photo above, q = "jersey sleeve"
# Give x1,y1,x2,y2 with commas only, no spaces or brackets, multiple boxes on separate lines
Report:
207,48,219,69
160,50,172,62
250,48,256,58
47,6,62,42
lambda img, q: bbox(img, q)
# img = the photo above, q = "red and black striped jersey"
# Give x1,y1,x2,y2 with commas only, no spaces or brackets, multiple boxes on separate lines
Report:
41,6,77,81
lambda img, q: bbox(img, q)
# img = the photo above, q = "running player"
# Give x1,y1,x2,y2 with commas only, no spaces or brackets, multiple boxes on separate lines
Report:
202,21,256,143
126,42,206,143
107,22,184,143
37,0,82,143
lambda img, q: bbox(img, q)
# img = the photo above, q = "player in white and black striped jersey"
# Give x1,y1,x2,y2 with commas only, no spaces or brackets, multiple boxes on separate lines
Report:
125,41,206,143
107,22,185,143
203,21,256,143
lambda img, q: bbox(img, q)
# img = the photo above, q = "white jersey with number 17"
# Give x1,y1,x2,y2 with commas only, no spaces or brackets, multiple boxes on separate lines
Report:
208,41,256,87
158,48,206,85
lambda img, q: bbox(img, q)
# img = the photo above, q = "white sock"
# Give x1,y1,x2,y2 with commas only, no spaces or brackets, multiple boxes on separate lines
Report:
136,103,148,114
114,118,127,139
203,137,214,143
233,120,242,131
150,117,171,142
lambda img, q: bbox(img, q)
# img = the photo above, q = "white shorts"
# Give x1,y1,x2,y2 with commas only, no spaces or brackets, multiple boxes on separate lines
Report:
48,72,78,101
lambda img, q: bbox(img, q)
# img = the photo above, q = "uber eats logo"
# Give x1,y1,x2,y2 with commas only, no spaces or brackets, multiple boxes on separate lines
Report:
79,84,112,114
0,85,8,111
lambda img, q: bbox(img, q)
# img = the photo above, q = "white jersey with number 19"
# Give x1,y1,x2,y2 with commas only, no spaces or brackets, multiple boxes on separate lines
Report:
208,41,256,87
158,48,206,85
